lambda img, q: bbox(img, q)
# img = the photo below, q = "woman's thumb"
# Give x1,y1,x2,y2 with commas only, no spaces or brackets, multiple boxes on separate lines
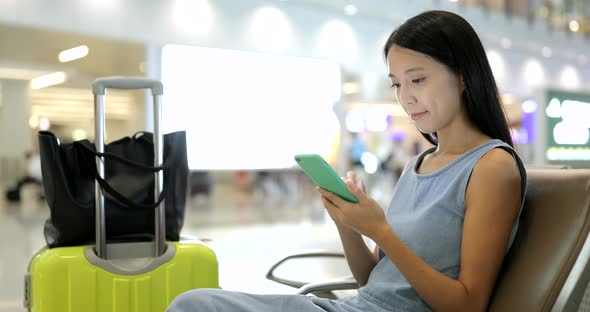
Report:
357,178,366,193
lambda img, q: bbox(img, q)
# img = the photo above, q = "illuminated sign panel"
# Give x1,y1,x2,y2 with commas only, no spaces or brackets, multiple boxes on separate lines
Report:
545,90,590,162
161,45,342,170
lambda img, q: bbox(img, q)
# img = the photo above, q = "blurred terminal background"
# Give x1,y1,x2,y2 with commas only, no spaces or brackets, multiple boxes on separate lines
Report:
0,0,589,311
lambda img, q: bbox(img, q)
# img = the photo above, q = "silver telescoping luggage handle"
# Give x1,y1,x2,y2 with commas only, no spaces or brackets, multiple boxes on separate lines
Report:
93,77,163,96
92,76,165,259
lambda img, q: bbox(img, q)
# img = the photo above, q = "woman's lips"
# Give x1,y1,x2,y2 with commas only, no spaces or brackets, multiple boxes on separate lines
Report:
410,111,428,120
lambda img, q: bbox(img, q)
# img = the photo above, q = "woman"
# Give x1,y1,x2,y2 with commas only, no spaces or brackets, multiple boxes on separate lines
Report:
168,10,527,312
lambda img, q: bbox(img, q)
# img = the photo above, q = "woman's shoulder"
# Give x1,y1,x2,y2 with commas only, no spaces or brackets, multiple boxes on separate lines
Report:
471,147,522,189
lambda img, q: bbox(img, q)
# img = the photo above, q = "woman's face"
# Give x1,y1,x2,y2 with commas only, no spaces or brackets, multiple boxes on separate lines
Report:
387,45,464,134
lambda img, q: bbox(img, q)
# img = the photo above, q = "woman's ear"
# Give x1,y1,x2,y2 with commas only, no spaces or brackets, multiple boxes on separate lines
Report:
456,73,465,94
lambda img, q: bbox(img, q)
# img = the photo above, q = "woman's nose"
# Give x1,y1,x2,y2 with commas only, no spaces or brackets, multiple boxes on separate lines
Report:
397,86,416,106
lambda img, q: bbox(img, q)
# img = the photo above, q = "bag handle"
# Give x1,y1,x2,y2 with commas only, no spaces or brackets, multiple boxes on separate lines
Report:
76,142,169,210
75,140,169,172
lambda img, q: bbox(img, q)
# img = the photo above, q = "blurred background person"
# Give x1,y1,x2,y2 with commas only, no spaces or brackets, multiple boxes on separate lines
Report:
4,151,42,202
348,132,367,170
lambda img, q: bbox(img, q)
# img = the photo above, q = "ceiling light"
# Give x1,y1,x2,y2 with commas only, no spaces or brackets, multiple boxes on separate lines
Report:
569,20,580,32
28,115,39,129
486,49,506,83
559,65,580,89
58,45,89,63
0,67,50,80
521,100,537,114
317,20,358,65
523,58,545,87
28,115,51,130
31,72,67,89
174,0,214,35
38,116,51,131
250,7,293,52
344,4,358,16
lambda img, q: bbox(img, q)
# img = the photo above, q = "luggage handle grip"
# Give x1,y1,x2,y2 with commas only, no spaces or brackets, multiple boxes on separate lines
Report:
93,77,163,95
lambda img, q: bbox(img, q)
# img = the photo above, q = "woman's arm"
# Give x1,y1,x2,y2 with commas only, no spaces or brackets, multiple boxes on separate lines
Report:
323,158,415,286
319,148,521,311
320,173,378,286
333,224,378,286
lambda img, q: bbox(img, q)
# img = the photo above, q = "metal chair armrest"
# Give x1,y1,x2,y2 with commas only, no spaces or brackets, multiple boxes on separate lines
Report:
296,278,359,295
266,251,346,288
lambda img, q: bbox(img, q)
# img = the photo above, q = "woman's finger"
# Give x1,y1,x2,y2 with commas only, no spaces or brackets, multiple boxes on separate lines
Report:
345,179,365,199
356,177,366,193
317,187,348,207
347,171,356,181
320,196,342,220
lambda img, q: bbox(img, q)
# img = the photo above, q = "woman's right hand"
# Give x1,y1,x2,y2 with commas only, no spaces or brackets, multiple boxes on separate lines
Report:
351,171,366,193
319,171,366,231
318,171,389,241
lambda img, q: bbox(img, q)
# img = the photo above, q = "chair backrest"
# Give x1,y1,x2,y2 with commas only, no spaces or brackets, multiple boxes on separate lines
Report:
489,169,590,312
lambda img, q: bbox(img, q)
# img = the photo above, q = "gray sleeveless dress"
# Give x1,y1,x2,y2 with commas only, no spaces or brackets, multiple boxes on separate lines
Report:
167,139,527,312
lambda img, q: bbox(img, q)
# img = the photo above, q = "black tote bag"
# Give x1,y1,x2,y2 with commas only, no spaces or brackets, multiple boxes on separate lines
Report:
38,130,189,248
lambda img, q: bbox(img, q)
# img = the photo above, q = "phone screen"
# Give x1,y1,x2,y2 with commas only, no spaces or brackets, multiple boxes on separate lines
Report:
294,154,358,203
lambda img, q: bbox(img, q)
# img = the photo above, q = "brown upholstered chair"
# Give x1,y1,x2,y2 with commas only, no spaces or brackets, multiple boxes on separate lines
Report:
267,169,590,311
489,169,590,311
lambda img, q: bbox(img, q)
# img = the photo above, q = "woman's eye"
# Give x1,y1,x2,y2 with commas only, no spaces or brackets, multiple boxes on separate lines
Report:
390,83,400,89
412,78,425,84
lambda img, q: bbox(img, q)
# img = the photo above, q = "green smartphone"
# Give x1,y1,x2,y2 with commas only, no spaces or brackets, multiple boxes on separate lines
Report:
294,154,358,203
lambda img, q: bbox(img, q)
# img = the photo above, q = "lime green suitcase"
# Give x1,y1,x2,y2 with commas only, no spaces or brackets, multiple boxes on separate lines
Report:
25,78,219,311
25,240,219,312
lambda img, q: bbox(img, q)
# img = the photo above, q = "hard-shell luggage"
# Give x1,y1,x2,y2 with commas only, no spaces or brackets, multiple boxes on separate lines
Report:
25,77,219,312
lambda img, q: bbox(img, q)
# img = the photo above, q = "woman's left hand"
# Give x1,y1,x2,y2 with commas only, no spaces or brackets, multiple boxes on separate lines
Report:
317,171,389,240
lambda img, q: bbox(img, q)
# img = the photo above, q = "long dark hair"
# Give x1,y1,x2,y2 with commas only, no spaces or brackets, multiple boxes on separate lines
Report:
383,10,513,147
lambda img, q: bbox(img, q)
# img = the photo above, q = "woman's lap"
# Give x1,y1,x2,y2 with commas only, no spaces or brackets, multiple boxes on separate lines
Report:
166,288,364,312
